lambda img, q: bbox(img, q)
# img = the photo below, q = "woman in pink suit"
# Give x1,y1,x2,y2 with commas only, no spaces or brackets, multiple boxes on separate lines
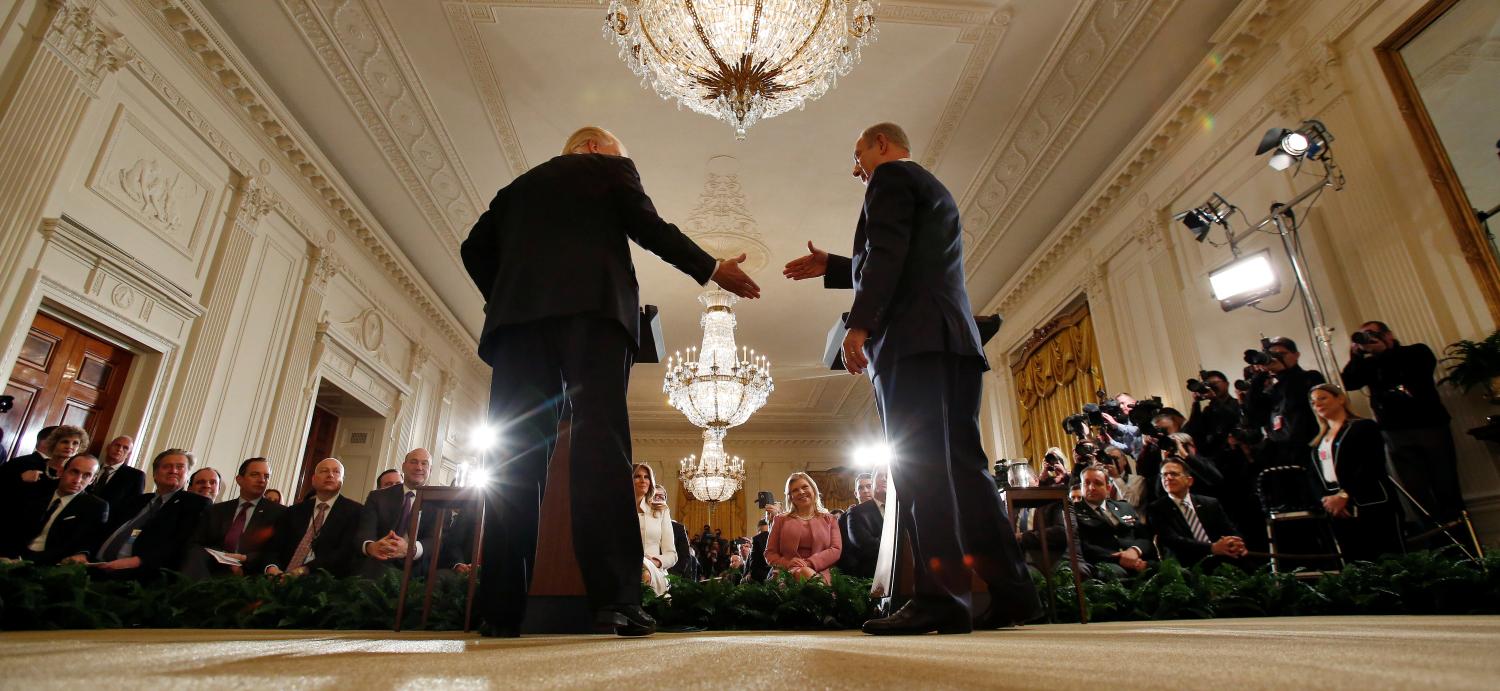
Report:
767,472,843,583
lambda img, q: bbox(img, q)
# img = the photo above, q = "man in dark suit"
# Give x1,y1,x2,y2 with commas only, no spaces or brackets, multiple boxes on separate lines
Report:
258,458,362,577
181,457,284,578
748,517,773,583
4,455,109,564
1,426,54,474
461,126,760,638
1146,458,1248,567
784,123,1039,635
837,468,886,579
1074,466,1156,578
89,436,146,516
92,449,212,580
357,448,442,577
667,519,697,581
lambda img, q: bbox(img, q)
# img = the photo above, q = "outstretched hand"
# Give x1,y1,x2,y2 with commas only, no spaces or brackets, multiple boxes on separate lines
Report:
782,241,828,280
712,253,761,299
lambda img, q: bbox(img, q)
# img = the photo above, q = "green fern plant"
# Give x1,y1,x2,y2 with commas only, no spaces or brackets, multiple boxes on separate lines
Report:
1439,329,1500,393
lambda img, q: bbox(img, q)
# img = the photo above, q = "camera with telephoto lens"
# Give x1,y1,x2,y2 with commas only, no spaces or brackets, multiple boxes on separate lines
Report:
1061,413,1090,438
1243,337,1280,366
1185,370,1217,400
1350,331,1377,346
1128,396,1164,429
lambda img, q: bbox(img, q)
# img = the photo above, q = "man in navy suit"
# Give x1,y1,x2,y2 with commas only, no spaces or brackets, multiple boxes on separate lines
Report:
784,123,1039,635
93,449,212,580
357,448,442,577
1146,458,1247,568
257,458,362,578
4,455,109,564
461,126,760,638
89,436,146,516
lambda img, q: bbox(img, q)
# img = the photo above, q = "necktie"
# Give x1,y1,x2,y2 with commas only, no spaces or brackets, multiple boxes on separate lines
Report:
1182,500,1210,543
35,497,62,537
94,467,113,491
397,491,415,537
224,502,252,553
288,503,328,570
1095,503,1119,527
99,495,163,561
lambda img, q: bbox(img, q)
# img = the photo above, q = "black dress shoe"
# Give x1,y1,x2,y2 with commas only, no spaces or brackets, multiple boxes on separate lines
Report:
861,600,972,635
594,605,656,637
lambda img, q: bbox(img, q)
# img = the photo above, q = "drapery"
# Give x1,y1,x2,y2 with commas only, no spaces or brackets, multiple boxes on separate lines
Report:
1010,302,1106,469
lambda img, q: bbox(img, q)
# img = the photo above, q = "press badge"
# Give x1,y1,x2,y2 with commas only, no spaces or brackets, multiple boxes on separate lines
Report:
1272,414,1284,431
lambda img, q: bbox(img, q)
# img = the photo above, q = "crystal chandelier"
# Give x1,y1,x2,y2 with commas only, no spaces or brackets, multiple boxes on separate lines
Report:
602,0,879,139
679,428,745,503
663,288,773,430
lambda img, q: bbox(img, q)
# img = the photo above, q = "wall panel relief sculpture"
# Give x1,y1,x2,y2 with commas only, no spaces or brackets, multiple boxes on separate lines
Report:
86,106,216,258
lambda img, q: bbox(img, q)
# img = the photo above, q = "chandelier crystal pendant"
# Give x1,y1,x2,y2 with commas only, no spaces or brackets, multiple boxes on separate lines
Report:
602,0,879,139
664,287,772,503
679,428,746,503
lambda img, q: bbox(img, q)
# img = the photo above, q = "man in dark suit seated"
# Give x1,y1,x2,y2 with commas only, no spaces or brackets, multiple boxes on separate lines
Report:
2,455,109,564
0,426,55,477
1074,465,1156,578
89,436,146,517
748,516,774,583
258,458,362,577
667,518,697,581
92,449,212,580
838,468,887,579
357,448,442,577
182,457,285,578
1146,458,1247,568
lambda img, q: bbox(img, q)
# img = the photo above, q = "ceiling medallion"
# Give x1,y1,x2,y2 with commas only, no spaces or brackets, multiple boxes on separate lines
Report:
602,0,878,139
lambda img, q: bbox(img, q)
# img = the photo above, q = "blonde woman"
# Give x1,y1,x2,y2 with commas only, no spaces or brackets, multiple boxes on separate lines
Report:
766,472,842,583
633,463,677,595
1308,384,1403,561
19,425,89,484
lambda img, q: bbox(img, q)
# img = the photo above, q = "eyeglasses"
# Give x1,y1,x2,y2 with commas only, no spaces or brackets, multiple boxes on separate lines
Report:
1160,471,1185,478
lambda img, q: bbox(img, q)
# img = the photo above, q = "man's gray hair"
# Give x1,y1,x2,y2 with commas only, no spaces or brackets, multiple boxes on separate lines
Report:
861,122,910,152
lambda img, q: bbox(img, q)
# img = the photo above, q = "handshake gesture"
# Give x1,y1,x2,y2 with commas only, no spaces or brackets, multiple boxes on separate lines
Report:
781,241,871,375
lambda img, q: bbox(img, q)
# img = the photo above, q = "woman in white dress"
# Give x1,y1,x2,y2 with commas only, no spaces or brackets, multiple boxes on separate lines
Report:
633,463,677,595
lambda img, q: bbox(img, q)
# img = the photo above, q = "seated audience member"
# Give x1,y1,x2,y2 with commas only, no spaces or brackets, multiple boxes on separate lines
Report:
1074,465,1156,577
838,467,887,579
1146,458,1247,568
2,455,108,564
633,465,677,595
748,518,772,583
188,467,222,502
700,541,723,577
12,425,87,488
668,514,697,581
358,449,440,577
259,458,362,577
1165,432,1224,499
375,469,401,490
93,449,211,579
851,472,875,510
2,426,57,476
182,457,285,579
90,436,145,515
1309,384,1404,561
766,472,842,583
264,489,283,505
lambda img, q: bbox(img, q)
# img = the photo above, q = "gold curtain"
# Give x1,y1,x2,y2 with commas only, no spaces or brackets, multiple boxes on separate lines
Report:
674,491,748,540
1010,302,1106,469
806,468,859,513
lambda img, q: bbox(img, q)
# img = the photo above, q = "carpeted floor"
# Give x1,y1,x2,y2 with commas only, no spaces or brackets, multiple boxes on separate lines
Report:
2,616,1496,689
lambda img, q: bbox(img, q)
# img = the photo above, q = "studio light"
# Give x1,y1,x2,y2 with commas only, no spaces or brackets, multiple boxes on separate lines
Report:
1255,120,1333,171
854,443,893,468
1173,192,1235,243
1207,249,1280,311
468,425,498,451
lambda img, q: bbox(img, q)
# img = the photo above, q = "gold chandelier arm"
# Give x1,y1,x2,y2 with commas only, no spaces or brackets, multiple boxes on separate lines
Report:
682,0,735,77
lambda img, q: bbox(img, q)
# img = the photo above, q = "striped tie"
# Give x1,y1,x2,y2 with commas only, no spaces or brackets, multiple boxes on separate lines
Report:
1182,499,1210,543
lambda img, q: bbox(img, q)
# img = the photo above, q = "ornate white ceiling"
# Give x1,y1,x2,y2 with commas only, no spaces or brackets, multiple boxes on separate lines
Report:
201,0,1238,439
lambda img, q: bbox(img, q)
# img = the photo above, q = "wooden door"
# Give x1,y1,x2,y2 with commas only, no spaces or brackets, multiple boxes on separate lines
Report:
4,313,134,459
294,405,338,502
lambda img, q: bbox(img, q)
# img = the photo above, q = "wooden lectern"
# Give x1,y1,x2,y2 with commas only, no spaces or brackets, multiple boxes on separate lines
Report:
520,306,665,634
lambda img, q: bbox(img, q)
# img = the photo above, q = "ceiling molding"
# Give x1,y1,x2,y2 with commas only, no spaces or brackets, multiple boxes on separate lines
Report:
131,0,487,377
986,0,1299,317
280,0,486,264
916,7,1012,171
442,1,531,179
959,0,1177,274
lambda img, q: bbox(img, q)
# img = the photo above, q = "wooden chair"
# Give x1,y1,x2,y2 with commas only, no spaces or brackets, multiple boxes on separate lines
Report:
1005,486,1088,624
393,485,485,632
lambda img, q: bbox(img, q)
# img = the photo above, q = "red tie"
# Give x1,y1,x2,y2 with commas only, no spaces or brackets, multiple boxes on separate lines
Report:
224,501,252,553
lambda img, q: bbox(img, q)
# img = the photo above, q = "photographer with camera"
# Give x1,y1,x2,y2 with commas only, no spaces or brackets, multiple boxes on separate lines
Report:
1184,370,1242,462
1341,321,1465,522
1098,394,1144,456
1243,337,1326,467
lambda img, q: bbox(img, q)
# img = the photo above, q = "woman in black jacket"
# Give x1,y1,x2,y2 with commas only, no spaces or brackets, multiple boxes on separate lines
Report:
1308,384,1404,561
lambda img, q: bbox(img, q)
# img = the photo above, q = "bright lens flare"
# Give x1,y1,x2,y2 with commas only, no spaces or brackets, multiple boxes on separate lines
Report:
469,425,498,451
854,443,893,468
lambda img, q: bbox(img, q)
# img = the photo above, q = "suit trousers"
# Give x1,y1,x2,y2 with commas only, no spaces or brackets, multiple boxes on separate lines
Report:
479,316,642,628
872,352,1038,617
1384,426,1465,522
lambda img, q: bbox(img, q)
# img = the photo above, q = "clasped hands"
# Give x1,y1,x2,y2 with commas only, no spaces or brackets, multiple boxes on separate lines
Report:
1111,547,1149,573
366,530,410,561
782,242,870,375
1210,536,1249,559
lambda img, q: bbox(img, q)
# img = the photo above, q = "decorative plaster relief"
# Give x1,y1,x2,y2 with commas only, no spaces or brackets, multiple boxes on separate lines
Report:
683,156,770,275
88,106,215,258
41,217,202,343
44,0,133,97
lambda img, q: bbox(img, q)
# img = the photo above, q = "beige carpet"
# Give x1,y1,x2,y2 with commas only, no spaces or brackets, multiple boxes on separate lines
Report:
2,616,1496,689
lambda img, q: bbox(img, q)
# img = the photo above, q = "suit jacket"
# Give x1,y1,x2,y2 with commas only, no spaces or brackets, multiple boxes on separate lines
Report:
187,497,285,565
6,488,110,563
823,160,985,372
1073,499,1157,566
748,530,771,583
766,513,843,574
259,494,363,576
667,520,696,580
1146,493,1239,565
89,464,146,515
1312,418,1396,510
107,489,212,576
461,153,716,356
836,500,882,578
357,484,442,568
